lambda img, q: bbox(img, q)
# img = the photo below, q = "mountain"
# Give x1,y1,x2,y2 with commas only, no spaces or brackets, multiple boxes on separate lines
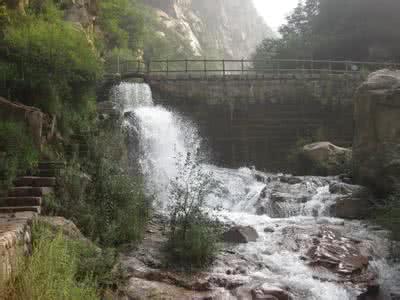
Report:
142,0,275,58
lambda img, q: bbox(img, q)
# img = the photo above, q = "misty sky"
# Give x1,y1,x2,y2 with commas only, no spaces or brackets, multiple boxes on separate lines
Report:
253,0,299,32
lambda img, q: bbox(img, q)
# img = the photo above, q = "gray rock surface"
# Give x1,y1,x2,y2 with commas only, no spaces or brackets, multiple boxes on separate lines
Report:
222,226,259,243
353,69,400,193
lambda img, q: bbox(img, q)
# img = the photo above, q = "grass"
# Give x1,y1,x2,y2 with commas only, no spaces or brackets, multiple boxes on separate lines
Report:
5,221,99,300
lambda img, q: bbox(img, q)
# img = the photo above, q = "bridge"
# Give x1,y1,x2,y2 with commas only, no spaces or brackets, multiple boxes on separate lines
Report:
105,58,397,171
105,58,399,80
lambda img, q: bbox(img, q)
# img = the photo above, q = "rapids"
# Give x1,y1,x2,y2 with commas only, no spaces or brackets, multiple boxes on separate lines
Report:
111,82,400,300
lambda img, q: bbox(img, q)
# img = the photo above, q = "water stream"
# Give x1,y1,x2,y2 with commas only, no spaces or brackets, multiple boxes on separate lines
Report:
112,82,400,300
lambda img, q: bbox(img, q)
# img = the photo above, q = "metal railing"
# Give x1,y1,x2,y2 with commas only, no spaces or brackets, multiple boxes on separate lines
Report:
104,58,400,78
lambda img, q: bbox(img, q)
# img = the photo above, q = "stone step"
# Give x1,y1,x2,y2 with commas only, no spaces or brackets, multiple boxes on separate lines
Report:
38,161,66,170
8,187,54,197
14,176,56,187
0,206,41,214
0,197,42,207
36,169,59,177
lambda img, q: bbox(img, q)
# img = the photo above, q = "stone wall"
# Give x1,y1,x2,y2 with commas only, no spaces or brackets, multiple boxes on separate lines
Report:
0,212,34,288
149,75,360,171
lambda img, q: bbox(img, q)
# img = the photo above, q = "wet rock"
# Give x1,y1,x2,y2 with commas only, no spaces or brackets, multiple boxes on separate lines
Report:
391,288,400,300
306,227,378,296
329,182,367,195
279,176,302,185
334,196,371,219
222,226,259,243
251,284,291,300
264,227,275,233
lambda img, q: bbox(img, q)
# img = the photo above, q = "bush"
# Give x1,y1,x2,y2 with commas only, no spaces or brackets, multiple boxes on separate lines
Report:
0,120,38,189
375,193,400,242
5,221,99,300
165,151,220,270
44,123,150,247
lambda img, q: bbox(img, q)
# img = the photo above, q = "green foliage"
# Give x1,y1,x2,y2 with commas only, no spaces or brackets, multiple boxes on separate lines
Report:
98,0,145,54
5,221,99,300
44,122,150,247
0,2,101,129
374,193,400,242
253,0,400,63
165,151,220,270
0,120,38,189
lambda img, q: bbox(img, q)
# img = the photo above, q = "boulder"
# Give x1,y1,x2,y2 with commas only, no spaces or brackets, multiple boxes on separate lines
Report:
306,227,378,297
222,226,259,243
301,142,352,176
329,182,367,195
353,69,400,194
328,182,372,219
251,284,291,300
279,176,302,185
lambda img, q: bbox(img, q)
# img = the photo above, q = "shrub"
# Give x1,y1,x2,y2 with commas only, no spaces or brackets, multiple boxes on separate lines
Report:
44,123,150,247
5,221,99,300
375,193,400,242
0,120,38,189
165,151,221,270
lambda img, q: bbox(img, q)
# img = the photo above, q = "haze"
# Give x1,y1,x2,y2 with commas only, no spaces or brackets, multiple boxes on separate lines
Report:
253,0,299,31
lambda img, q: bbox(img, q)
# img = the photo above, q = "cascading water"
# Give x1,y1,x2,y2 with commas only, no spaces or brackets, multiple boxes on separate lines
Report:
112,82,400,300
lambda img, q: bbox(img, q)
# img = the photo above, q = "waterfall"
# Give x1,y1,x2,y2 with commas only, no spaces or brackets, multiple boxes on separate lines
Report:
112,82,202,208
112,82,400,300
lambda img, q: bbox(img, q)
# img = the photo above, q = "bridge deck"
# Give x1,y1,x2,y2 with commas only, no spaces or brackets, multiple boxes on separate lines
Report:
105,58,399,81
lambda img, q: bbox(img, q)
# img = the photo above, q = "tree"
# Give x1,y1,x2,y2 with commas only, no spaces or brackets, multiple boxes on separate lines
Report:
165,150,220,270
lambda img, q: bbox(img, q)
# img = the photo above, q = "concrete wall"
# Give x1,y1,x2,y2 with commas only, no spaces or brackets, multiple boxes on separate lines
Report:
149,75,360,171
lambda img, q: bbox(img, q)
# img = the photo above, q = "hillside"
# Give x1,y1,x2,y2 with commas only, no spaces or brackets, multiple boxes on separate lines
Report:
142,0,275,58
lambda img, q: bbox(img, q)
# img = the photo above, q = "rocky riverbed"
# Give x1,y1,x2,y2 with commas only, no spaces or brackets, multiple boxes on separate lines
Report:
115,168,400,300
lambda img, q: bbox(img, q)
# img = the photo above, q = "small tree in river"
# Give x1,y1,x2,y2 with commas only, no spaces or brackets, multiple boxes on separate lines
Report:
165,149,220,270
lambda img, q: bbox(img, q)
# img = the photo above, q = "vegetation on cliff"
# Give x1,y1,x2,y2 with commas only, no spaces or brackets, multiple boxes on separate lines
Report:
0,120,38,190
253,0,400,63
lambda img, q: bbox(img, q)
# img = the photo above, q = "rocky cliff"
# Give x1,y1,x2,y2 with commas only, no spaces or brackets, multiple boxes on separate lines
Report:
142,0,274,58
353,69,400,194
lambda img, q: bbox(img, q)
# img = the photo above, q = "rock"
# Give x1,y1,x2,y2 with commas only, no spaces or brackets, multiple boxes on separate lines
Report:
301,142,352,176
329,182,372,219
353,69,400,194
222,226,259,243
279,176,302,185
334,197,370,219
38,216,91,244
264,227,275,233
306,227,377,296
251,284,291,300
391,288,400,300
329,182,366,195
143,0,274,59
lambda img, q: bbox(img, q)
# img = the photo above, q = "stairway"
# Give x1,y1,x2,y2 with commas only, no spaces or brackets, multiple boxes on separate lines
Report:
0,161,64,215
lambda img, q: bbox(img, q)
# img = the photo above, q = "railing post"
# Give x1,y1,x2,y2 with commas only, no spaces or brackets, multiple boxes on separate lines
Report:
166,59,169,77
241,59,244,76
204,59,207,77
137,60,140,73
222,59,225,77
185,59,188,73
117,54,120,74
146,60,151,75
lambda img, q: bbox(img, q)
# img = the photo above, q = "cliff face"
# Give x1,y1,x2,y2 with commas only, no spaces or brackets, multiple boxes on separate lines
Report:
143,0,274,58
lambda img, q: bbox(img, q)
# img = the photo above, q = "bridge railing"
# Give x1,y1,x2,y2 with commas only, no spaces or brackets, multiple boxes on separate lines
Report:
105,58,400,78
